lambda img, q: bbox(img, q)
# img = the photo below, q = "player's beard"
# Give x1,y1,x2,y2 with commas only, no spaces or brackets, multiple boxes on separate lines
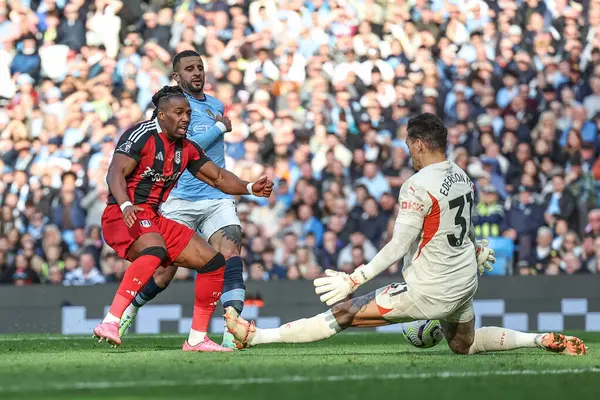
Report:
181,79,204,96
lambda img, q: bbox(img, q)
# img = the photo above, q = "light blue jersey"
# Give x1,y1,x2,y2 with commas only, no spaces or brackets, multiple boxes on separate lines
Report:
170,92,232,201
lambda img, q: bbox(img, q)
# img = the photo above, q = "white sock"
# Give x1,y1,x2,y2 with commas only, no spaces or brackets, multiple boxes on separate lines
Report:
123,303,138,316
188,329,207,346
102,312,120,324
469,327,541,354
251,327,282,345
252,310,342,346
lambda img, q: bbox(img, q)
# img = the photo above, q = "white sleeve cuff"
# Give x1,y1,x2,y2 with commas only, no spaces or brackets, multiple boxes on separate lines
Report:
215,121,226,133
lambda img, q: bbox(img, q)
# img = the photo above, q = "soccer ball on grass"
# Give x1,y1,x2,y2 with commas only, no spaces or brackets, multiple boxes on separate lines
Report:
401,319,444,348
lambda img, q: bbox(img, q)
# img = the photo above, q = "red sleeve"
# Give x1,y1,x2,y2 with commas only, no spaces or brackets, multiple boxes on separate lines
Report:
185,140,211,176
115,121,153,161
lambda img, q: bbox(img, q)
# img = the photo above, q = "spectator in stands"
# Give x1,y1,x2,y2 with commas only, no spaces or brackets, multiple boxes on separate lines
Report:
57,3,86,52
502,186,546,264
261,246,287,280
586,236,600,273
63,252,105,286
544,172,580,233
473,185,504,238
562,253,588,275
355,162,391,201
359,196,388,246
1,0,600,281
530,226,558,274
47,264,64,285
337,231,376,270
298,204,324,247
0,254,40,285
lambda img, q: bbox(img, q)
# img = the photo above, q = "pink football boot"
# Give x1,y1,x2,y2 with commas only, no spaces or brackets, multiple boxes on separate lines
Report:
182,336,234,352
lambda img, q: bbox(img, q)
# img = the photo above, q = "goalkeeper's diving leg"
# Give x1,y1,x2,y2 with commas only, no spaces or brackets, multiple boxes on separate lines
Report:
441,315,588,356
225,282,423,347
225,290,387,347
225,284,587,355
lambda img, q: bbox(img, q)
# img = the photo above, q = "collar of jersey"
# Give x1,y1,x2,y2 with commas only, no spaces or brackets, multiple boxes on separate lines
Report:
153,118,162,133
184,92,207,103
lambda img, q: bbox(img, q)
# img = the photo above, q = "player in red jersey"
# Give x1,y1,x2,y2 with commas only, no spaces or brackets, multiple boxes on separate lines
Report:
94,86,273,348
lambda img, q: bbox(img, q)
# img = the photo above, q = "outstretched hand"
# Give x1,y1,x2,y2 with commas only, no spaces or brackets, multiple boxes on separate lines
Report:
251,176,274,197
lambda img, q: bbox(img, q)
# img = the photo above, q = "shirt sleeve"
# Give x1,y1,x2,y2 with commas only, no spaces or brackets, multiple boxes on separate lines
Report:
193,123,226,149
114,123,152,161
185,140,211,176
358,181,433,281
396,181,432,229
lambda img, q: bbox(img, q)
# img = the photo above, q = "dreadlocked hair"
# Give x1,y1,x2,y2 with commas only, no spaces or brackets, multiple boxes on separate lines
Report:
151,85,185,118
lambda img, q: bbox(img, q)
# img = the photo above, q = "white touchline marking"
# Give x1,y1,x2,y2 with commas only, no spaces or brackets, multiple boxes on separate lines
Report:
0,367,599,392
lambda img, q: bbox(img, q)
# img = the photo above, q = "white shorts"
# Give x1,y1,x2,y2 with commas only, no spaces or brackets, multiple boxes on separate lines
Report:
160,197,241,241
375,282,475,324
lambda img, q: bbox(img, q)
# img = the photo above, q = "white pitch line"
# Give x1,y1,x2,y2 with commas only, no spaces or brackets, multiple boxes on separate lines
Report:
0,367,599,393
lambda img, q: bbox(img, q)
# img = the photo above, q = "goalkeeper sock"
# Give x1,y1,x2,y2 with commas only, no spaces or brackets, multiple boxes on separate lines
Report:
468,327,540,354
132,277,166,308
252,310,342,345
104,254,162,322
189,266,225,346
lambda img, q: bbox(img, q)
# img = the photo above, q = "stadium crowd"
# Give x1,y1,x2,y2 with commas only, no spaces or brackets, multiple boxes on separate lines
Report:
1,0,600,286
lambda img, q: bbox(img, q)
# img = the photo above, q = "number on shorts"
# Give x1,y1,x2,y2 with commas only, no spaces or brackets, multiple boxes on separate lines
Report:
447,193,473,247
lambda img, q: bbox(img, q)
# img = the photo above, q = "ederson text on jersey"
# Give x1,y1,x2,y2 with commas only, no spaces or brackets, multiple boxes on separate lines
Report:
398,161,478,303
169,92,231,201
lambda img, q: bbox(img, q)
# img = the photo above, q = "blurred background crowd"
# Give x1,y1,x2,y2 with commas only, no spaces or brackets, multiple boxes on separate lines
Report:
1,0,600,286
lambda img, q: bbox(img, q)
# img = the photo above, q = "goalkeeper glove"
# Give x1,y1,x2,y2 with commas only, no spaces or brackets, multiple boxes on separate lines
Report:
476,239,496,275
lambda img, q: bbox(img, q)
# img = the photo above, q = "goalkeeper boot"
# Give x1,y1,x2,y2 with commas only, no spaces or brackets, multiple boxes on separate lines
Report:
119,304,138,337
93,322,121,347
535,332,567,353
562,336,588,356
224,306,256,349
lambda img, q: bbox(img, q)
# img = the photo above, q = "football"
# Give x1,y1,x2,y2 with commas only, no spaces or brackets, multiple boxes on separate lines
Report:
401,320,445,348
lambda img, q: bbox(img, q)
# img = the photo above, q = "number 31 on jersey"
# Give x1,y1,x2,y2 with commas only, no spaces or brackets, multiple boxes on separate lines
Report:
447,193,473,247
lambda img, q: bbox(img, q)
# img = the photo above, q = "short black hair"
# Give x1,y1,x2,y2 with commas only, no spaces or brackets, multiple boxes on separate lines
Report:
151,85,186,118
173,50,200,72
407,113,447,152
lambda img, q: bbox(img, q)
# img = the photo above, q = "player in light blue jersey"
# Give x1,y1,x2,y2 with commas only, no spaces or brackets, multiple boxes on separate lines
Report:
119,50,250,351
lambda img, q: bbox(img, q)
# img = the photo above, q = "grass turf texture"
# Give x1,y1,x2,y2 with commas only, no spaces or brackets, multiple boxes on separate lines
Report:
0,332,597,400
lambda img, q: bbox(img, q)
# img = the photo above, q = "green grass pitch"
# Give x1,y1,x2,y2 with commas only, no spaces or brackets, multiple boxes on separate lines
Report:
0,332,598,400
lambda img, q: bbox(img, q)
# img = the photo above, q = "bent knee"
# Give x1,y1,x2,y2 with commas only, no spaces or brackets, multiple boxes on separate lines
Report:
220,247,240,260
199,252,226,273
140,246,168,262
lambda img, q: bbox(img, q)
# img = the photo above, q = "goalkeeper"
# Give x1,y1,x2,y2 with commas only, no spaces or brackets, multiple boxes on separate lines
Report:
225,114,587,356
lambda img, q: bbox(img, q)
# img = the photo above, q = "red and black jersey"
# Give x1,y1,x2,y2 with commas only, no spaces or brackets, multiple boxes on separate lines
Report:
107,119,210,210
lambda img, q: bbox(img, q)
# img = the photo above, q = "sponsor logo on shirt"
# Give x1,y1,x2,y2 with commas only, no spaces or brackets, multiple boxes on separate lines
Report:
401,201,424,212
117,141,132,153
140,166,181,183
